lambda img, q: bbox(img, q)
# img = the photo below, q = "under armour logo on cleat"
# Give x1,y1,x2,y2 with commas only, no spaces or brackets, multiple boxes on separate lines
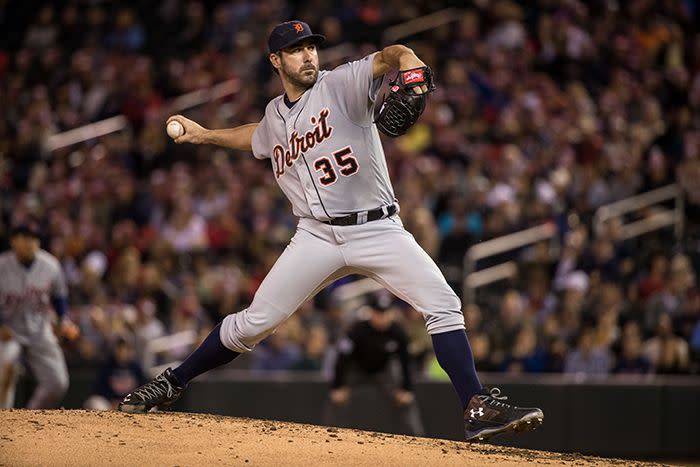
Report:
470,407,484,419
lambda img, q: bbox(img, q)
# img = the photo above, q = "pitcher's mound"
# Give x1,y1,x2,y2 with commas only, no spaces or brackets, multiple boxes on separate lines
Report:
0,409,656,466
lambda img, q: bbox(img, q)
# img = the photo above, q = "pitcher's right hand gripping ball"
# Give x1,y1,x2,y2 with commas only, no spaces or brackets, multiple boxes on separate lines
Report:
375,65,436,137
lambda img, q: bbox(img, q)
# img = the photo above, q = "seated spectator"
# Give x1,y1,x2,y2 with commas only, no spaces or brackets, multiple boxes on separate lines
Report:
292,324,329,371
464,304,494,371
564,327,611,376
250,320,302,372
486,289,525,369
162,195,209,254
636,252,668,302
502,325,546,373
544,336,568,373
643,313,690,374
613,322,652,375
645,254,696,332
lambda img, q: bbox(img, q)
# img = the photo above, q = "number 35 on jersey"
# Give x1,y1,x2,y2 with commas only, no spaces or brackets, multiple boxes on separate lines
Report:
271,108,359,187
313,147,358,186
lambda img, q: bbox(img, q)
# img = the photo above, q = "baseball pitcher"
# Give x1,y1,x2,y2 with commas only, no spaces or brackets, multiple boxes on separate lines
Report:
119,20,543,442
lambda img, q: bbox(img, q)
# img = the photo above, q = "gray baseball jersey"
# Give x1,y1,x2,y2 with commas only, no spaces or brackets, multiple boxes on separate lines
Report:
0,249,67,339
252,52,395,220
220,53,465,354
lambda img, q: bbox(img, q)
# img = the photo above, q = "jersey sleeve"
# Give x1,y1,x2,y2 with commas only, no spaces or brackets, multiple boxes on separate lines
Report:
51,263,68,298
251,116,270,160
326,52,383,127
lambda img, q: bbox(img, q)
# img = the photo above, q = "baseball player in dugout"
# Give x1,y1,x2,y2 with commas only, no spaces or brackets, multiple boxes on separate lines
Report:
326,292,424,436
119,20,544,442
0,220,79,408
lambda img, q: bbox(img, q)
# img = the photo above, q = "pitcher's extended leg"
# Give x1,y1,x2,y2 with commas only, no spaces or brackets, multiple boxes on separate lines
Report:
346,217,482,406
120,226,346,413
347,217,543,441
181,226,346,382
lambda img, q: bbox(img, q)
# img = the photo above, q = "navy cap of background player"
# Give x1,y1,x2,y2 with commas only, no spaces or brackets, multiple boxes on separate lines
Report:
10,220,42,239
268,21,325,54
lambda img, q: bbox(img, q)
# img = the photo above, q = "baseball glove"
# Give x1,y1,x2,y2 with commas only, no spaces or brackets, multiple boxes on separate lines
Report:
375,66,436,137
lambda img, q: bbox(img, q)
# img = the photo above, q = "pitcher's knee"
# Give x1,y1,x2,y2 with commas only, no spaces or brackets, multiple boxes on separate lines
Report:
424,307,465,334
219,297,290,353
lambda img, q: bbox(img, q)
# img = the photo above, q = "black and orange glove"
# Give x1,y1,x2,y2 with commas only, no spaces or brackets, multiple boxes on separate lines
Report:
375,66,436,137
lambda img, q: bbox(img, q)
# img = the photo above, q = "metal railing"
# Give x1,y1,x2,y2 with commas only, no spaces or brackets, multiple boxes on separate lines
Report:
41,42,360,154
593,184,683,241
460,184,685,304
462,223,559,304
382,8,460,45
43,78,242,153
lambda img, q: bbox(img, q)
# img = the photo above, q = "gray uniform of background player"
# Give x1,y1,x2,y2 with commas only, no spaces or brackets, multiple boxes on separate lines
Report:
219,53,464,353
0,249,70,408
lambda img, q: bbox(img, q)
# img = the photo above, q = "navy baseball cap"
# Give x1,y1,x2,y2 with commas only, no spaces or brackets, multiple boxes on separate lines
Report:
268,20,325,53
10,220,41,239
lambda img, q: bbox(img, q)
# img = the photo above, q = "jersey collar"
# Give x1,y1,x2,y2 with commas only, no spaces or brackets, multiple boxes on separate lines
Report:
283,93,299,109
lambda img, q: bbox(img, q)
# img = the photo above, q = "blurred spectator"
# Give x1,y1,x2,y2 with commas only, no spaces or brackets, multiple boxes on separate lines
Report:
291,324,329,371
502,325,546,374
250,319,303,372
636,252,668,302
464,304,494,372
486,289,525,369
643,313,689,374
564,327,611,376
162,196,209,254
613,322,652,375
645,254,696,332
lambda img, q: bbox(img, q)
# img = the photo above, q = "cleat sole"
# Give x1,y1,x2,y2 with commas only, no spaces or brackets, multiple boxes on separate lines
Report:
118,402,151,414
466,410,544,442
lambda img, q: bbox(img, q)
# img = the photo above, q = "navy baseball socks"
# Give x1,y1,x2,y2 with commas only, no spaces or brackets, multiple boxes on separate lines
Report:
120,324,542,439
119,323,239,413
431,329,544,442
431,329,482,408
171,323,240,385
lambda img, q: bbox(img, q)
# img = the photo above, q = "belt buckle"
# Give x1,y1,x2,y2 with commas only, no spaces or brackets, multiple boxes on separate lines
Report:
357,211,368,225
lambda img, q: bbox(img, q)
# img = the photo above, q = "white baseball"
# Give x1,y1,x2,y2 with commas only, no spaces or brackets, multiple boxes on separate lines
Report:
167,120,185,139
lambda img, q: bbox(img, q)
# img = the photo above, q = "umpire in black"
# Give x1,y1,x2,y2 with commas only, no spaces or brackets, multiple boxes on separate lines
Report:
326,292,424,436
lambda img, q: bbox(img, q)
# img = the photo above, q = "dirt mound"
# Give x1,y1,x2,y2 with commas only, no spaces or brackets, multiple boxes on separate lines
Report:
0,410,660,466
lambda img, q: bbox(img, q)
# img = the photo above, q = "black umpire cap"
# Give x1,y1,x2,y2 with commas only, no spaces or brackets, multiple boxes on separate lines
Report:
268,20,325,54
365,292,394,313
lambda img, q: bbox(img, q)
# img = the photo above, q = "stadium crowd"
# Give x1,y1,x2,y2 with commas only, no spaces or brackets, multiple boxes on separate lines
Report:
2,0,700,404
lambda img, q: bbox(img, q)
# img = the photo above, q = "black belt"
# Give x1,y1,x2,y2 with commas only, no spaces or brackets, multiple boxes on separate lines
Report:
323,204,397,226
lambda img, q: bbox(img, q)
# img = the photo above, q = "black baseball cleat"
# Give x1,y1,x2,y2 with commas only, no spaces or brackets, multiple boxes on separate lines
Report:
464,387,544,442
118,368,186,414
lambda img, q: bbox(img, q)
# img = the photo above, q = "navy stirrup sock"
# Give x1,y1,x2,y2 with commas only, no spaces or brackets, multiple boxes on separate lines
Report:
431,329,482,409
171,323,240,385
